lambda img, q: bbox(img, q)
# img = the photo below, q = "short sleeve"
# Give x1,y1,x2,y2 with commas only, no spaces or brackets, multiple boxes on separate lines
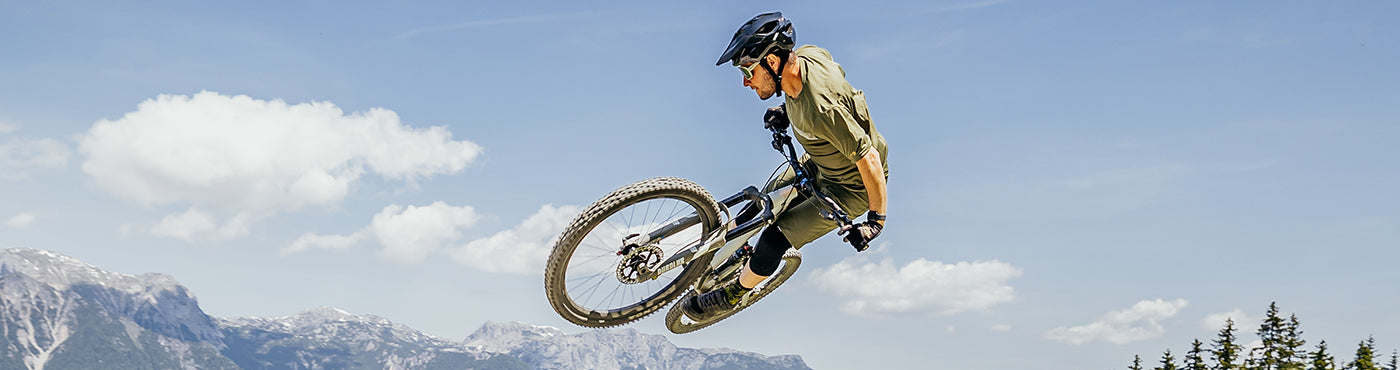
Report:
812,103,873,163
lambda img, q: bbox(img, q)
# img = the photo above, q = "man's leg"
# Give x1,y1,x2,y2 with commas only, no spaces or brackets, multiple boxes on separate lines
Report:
738,225,792,289
682,195,839,320
682,162,867,319
683,225,791,320
738,182,871,290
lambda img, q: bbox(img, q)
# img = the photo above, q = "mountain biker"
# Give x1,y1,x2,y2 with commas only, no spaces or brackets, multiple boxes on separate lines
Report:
682,11,889,321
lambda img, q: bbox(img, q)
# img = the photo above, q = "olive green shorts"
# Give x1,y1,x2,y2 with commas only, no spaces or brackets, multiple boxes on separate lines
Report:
762,161,870,249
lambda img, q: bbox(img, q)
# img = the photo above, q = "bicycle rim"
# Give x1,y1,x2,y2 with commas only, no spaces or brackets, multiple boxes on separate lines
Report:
545,178,719,327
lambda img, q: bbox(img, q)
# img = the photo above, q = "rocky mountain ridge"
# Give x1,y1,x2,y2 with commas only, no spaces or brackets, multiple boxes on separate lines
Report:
0,249,221,344
464,321,809,370
0,248,810,370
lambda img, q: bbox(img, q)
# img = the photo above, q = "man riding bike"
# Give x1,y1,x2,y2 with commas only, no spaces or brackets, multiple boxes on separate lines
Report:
681,11,890,320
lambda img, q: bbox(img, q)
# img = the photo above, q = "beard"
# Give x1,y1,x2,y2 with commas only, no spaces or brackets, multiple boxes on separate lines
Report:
756,80,781,100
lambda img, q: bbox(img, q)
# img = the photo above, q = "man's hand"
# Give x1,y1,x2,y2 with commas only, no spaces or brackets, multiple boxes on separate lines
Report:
763,104,789,130
839,220,883,252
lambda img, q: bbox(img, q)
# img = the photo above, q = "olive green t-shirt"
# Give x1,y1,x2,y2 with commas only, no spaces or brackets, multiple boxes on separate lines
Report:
784,45,888,191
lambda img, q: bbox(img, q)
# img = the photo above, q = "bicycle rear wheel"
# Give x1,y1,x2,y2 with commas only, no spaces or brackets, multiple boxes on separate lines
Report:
545,177,721,328
664,248,802,334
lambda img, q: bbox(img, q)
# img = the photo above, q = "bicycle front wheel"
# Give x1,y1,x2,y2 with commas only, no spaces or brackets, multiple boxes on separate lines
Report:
545,177,721,328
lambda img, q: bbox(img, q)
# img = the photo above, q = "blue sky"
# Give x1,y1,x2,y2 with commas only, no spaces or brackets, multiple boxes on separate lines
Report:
2,1,1398,368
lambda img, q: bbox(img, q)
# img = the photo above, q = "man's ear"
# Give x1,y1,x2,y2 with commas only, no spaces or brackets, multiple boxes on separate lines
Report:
766,53,783,70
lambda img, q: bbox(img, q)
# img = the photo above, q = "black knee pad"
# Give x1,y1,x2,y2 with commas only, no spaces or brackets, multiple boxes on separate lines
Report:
749,226,791,277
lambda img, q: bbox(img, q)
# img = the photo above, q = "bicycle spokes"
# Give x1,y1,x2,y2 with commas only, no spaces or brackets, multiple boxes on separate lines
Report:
563,197,706,313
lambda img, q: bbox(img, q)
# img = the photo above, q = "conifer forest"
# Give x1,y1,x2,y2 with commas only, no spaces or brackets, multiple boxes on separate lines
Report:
1127,303,1396,370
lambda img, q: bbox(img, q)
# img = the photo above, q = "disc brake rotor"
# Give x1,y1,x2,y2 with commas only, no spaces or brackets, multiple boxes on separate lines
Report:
616,244,664,285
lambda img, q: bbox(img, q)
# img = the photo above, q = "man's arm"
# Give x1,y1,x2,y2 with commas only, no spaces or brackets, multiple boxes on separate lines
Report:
856,149,886,225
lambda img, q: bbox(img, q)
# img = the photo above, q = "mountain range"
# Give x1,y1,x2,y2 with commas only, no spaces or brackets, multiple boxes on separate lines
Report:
0,248,810,370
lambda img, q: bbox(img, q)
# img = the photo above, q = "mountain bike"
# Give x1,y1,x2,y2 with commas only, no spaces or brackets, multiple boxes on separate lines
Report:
543,120,862,334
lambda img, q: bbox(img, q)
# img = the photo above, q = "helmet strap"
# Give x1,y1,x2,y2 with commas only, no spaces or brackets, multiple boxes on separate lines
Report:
759,52,788,98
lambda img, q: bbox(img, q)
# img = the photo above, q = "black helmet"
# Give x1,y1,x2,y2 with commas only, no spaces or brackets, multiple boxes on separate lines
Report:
716,12,796,66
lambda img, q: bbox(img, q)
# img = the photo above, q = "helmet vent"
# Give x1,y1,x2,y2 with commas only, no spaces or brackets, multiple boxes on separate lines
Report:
715,12,796,66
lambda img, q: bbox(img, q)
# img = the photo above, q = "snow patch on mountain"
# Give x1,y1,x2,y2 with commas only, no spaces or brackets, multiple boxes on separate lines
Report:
464,321,811,370
464,321,565,352
0,249,181,293
0,248,221,343
220,306,461,348
0,273,78,370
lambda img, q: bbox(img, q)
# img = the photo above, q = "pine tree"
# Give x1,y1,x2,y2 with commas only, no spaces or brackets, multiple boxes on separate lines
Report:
1310,340,1337,370
1132,354,1144,370
1384,350,1397,370
1186,339,1210,370
1250,349,1266,370
1282,314,1307,370
1256,302,1288,370
1346,337,1379,370
1214,318,1244,370
1157,349,1181,370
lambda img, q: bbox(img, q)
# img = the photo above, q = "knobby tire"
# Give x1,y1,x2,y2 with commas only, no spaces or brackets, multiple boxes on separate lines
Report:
544,177,721,328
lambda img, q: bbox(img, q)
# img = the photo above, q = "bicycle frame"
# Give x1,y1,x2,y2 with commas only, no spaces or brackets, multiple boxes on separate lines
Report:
633,125,855,285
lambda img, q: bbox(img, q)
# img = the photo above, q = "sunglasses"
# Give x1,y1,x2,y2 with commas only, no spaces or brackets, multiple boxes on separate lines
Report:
738,62,761,80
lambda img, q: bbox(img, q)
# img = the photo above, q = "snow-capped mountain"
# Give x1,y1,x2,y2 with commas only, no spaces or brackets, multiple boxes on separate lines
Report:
0,248,810,370
466,322,810,370
465,321,567,353
218,307,511,369
0,249,221,344
0,258,236,370
221,306,461,349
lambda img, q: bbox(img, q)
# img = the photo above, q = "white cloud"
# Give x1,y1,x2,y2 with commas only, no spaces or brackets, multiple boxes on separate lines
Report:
810,257,1022,317
1,137,71,179
285,203,578,273
447,204,580,274
280,202,480,262
219,213,256,240
1045,298,1190,345
150,208,216,241
1202,309,1259,333
147,207,253,242
0,122,16,134
992,324,1013,332
285,231,367,254
6,213,36,228
371,202,481,264
77,91,481,239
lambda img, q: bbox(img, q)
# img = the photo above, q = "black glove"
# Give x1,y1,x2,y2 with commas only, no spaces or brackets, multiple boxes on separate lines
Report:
839,218,883,252
763,104,789,130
